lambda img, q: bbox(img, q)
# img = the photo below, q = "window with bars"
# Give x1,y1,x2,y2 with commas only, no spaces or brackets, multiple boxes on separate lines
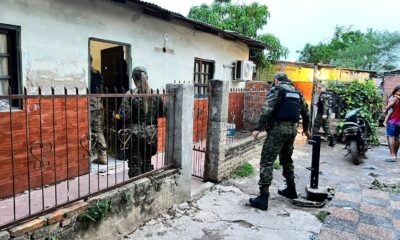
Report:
0,24,21,108
193,58,214,97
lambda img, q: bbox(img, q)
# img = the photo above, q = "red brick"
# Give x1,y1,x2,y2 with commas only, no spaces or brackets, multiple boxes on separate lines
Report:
61,201,88,218
45,210,64,224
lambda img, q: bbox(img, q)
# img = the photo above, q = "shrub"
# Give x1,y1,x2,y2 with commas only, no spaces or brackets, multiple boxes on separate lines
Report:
328,80,384,145
80,199,112,224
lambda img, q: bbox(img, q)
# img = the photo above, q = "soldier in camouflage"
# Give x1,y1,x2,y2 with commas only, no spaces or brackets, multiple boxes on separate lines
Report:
249,72,310,211
90,61,108,165
312,84,335,147
116,66,164,178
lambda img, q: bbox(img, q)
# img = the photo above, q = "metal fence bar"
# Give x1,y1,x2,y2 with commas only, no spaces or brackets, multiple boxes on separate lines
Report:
227,88,268,144
0,89,174,230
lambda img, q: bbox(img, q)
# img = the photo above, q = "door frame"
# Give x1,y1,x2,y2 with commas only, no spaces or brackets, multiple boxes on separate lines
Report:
88,37,132,90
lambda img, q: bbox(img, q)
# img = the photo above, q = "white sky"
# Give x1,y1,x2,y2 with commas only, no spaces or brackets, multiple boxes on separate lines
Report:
145,0,399,61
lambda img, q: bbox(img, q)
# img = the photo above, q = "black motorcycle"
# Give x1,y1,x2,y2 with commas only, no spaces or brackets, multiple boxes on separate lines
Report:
343,108,369,165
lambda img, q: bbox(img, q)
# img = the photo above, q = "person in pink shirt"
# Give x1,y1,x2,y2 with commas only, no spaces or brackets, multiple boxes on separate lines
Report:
384,86,400,161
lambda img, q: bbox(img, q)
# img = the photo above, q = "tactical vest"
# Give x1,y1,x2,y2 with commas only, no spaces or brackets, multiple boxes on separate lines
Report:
274,86,302,122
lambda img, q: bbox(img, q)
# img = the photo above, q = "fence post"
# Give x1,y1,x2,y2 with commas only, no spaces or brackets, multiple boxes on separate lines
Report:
166,83,194,201
204,79,229,182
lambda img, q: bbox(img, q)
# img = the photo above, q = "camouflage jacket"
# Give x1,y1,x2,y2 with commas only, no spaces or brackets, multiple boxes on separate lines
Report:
254,83,310,132
118,91,165,126
317,92,332,115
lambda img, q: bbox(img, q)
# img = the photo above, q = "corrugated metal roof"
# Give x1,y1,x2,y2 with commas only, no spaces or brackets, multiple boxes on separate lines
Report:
116,0,268,49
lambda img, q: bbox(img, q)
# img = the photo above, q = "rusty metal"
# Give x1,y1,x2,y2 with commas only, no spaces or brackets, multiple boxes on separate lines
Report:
227,89,267,144
0,89,173,230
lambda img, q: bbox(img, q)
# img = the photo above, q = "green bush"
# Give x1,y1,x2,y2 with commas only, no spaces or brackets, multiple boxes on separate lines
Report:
328,80,384,145
232,162,255,178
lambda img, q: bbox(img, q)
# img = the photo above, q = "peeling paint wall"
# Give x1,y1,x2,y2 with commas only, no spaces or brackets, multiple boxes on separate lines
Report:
0,0,249,93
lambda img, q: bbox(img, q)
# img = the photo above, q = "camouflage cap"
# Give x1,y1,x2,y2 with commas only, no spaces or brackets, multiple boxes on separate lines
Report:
132,66,148,80
274,72,288,81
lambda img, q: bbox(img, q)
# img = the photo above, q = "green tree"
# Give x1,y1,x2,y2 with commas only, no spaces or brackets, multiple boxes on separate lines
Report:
298,26,400,71
188,0,288,68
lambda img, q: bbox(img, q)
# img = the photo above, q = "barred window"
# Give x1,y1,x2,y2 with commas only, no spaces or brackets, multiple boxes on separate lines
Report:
193,58,214,97
0,24,21,108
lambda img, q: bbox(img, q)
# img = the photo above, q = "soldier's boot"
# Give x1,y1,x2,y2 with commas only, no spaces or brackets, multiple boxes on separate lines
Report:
278,182,298,199
92,150,107,165
249,192,269,211
328,136,336,147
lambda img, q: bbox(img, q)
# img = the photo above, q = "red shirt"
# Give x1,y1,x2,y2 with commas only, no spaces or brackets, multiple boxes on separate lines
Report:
388,98,400,125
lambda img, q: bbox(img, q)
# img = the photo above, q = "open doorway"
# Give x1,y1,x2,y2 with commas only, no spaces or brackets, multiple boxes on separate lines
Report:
89,38,131,93
88,38,131,169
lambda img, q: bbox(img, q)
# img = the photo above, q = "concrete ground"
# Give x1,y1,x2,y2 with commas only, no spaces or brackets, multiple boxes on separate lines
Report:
126,128,400,240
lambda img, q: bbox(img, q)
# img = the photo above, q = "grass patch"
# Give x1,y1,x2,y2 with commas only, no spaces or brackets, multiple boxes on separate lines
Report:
232,162,255,178
315,211,330,222
273,159,281,170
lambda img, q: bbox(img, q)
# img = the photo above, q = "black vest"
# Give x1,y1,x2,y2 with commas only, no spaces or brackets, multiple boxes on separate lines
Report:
274,86,302,122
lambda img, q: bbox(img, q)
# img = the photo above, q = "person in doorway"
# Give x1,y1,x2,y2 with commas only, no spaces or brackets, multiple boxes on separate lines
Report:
90,58,108,165
116,66,164,177
384,86,400,161
250,72,311,211
312,83,335,147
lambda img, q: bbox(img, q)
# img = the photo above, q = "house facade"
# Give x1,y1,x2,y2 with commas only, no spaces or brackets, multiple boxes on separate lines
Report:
0,0,266,205
0,0,265,97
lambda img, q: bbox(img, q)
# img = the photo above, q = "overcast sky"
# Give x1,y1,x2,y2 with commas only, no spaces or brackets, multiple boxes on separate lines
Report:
145,0,399,61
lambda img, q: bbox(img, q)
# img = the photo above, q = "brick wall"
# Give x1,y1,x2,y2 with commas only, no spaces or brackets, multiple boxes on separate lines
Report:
384,74,400,100
217,135,266,180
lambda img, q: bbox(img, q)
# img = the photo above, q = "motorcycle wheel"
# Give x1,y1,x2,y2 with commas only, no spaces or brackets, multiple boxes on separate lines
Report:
350,140,360,165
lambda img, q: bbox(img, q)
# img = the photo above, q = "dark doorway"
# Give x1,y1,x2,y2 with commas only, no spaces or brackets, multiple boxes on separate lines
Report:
101,46,129,93
89,38,131,159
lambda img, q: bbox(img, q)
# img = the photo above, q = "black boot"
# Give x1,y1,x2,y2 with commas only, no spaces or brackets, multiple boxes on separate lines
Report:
249,192,269,210
278,184,298,199
328,136,336,147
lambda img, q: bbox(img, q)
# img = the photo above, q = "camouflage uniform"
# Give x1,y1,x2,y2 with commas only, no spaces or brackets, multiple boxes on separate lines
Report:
312,92,333,139
118,67,165,177
90,69,107,164
254,81,310,194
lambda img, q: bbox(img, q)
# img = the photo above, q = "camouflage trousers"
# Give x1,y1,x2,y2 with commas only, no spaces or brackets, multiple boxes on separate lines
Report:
259,122,297,194
126,136,157,178
312,114,332,137
90,98,107,154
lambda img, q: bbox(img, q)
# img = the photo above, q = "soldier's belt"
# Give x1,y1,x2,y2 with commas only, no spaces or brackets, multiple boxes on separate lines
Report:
274,121,298,126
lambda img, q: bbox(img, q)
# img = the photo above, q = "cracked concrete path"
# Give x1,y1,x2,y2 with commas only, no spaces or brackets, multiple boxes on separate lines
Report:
126,128,399,239
125,185,321,240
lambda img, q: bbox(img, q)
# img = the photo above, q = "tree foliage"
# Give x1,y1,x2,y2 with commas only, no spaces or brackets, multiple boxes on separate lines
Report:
299,26,400,71
327,80,384,145
188,0,288,68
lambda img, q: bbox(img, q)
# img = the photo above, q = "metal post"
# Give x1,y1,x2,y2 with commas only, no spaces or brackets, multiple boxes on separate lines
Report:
309,135,321,189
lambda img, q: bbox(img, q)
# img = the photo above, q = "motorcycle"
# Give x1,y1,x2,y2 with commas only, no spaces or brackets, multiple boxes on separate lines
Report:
343,108,369,165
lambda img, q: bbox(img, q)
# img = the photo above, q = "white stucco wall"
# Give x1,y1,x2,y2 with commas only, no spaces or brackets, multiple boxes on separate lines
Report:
0,0,249,93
